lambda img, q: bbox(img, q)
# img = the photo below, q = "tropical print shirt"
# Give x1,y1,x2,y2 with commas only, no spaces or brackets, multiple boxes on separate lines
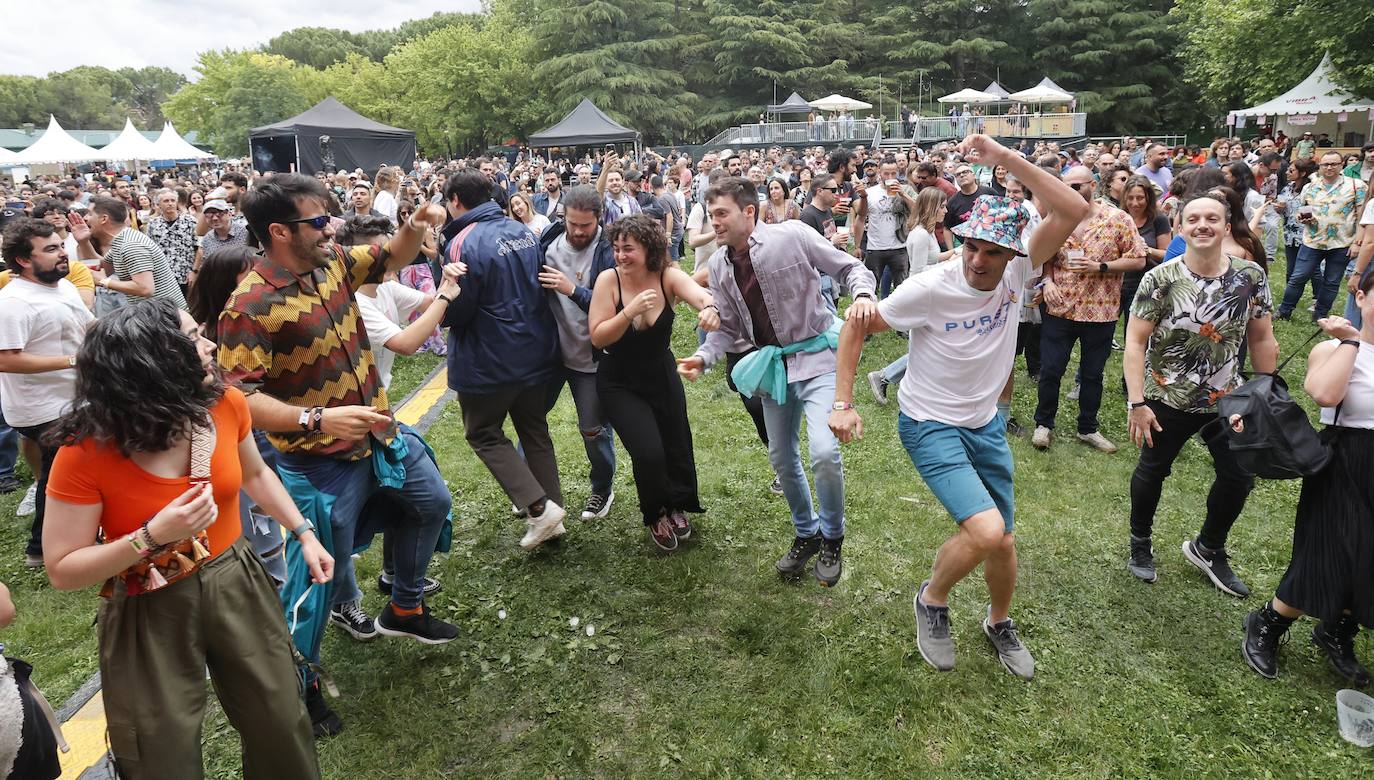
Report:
144,212,198,284
1300,175,1367,249
1131,256,1271,413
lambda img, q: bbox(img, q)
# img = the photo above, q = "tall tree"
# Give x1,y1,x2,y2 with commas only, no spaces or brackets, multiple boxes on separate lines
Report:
114,66,187,127
163,52,317,157
264,27,368,70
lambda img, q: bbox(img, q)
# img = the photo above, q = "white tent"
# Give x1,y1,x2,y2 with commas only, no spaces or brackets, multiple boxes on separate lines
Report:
808,94,872,113
1231,53,1374,118
0,146,18,167
12,116,105,165
98,118,161,162
1010,78,1074,104
150,121,215,161
938,88,999,105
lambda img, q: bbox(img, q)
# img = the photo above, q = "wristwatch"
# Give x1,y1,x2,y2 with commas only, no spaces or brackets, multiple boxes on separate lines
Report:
67,355,76,367
1098,262,1109,273
854,292,874,301
437,293,454,304
832,401,854,411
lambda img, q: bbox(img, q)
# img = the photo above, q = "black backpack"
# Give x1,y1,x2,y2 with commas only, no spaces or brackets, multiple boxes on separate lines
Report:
1214,330,1333,479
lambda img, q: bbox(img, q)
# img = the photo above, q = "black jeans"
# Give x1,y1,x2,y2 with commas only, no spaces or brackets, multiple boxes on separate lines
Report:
725,351,768,446
1034,313,1115,434
1016,321,1041,378
1128,400,1255,549
864,248,909,296
13,421,57,557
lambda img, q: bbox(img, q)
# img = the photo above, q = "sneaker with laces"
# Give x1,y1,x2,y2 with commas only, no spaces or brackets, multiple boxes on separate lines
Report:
329,600,378,641
814,536,843,587
0,474,20,494
1241,607,1290,679
1312,616,1371,687
648,515,678,551
375,571,442,598
1076,431,1118,453
1005,417,1025,437
867,370,889,406
769,475,783,495
520,501,567,550
775,534,820,576
16,482,37,517
1182,538,1250,597
305,681,343,738
1031,425,1052,450
375,602,459,645
511,503,528,519
1128,535,1157,583
913,580,955,671
982,607,1035,680
668,509,692,540
581,492,614,520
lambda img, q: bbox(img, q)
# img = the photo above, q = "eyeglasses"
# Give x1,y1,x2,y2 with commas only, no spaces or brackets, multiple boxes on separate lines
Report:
1319,162,1341,167
279,215,331,230
817,187,839,192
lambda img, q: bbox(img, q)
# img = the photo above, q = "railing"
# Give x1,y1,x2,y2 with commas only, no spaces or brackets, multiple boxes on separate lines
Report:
704,114,1089,147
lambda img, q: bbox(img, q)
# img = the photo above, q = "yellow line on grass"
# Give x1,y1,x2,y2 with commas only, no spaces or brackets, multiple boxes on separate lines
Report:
57,690,107,779
394,367,449,427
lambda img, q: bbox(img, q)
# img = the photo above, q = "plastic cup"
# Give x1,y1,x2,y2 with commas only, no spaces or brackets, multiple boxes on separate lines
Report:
1336,689,1374,748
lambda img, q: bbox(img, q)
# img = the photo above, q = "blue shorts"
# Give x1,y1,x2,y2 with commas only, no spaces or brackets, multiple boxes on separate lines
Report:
898,412,1015,533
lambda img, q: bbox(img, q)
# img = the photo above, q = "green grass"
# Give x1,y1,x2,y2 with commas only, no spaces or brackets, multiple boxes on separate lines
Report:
3,270,1370,778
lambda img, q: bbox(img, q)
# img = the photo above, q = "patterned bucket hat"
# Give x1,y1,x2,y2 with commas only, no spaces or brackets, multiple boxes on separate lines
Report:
952,195,1030,255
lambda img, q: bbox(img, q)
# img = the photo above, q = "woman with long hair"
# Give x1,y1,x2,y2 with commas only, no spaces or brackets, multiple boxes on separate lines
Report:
1120,175,1172,326
1223,161,1264,220
1278,158,1318,287
372,166,401,223
588,215,716,551
187,188,205,219
42,299,331,779
794,168,813,209
903,187,954,275
761,178,801,224
990,163,1010,196
1242,282,1374,685
1096,164,1131,208
186,245,255,341
508,191,551,237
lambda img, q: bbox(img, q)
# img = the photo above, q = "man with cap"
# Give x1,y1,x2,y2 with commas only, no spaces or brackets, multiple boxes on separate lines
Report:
828,134,1089,679
197,189,250,269
1295,132,1317,161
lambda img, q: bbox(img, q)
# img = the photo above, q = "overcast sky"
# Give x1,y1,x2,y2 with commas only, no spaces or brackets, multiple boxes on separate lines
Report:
1,0,484,78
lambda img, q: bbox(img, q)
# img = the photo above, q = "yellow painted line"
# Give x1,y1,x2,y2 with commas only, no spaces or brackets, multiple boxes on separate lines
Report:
394,366,449,427
58,690,108,779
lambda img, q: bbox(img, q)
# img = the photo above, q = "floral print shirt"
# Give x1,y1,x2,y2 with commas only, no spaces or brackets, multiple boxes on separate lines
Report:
144,212,199,284
1131,256,1272,412
1045,204,1148,322
1300,175,1367,249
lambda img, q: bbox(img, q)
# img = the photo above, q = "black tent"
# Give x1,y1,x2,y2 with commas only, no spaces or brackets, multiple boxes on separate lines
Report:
766,91,813,115
527,99,638,148
248,97,416,175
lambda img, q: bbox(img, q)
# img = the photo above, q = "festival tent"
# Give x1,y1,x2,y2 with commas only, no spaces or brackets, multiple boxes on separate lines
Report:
809,94,872,113
1009,78,1074,104
249,97,416,175
149,121,216,163
98,118,163,162
0,146,18,167
983,81,1012,100
1229,53,1374,143
938,88,999,105
766,91,814,115
527,99,639,148
11,116,105,165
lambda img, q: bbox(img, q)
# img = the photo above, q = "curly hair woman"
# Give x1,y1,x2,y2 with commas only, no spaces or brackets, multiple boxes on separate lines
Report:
42,299,331,780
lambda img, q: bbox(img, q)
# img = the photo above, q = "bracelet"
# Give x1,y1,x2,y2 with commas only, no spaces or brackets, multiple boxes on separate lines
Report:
1339,339,1362,349
128,531,154,558
310,406,324,432
140,520,161,548
1129,401,1149,410
703,303,718,311
437,293,454,304
289,520,316,540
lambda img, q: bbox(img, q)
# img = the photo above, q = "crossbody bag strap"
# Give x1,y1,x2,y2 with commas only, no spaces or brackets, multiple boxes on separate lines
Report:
1274,328,1326,376
188,417,215,484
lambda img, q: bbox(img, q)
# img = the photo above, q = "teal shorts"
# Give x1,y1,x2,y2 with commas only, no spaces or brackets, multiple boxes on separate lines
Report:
898,412,1015,533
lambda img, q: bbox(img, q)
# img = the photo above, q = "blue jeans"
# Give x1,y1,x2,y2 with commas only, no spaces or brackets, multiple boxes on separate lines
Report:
882,353,908,385
1345,264,1373,328
280,429,451,610
238,430,288,588
760,371,845,540
1280,245,1349,318
0,403,17,480
542,369,615,495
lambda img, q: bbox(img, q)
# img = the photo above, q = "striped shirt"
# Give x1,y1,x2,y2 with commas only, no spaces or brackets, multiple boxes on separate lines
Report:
107,227,187,308
216,242,393,461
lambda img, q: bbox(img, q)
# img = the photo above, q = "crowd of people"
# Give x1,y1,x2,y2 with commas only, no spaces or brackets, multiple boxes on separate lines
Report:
0,124,1372,777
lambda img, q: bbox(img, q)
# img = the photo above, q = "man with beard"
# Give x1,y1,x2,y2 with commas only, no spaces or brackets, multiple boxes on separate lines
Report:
0,218,94,568
86,196,187,309
532,169,565,220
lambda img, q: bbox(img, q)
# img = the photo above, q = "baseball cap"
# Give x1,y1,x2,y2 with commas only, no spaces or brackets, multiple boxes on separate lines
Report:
203,187,231,212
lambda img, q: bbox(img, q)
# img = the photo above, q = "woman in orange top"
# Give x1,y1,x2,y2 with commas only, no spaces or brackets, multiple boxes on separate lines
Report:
42,299,331,780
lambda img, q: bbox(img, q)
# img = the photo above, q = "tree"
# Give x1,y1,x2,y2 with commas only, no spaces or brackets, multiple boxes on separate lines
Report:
163,51,317,157
41,66,132,127
264,27,368,70
0,76,47,127
114,67,187,127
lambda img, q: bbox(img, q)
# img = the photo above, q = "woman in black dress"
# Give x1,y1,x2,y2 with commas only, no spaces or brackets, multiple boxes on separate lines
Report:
589,215,718,551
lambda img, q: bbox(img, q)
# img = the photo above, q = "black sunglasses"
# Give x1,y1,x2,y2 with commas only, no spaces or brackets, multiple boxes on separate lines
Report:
280,215,331,229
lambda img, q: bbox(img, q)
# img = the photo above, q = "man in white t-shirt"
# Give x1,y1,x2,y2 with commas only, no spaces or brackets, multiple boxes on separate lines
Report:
828,135,1088,680
0,218,94,568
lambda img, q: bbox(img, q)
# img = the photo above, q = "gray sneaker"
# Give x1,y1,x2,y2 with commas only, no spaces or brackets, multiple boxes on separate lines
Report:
867,370,889,406
913,580,955,671
982,607,1035,680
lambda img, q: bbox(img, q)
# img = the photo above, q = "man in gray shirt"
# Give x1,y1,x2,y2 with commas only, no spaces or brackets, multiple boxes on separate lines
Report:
85,196,187,310
535,186,618,520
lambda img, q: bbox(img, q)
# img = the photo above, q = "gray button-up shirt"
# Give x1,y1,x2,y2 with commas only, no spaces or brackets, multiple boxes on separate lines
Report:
694,220,876,384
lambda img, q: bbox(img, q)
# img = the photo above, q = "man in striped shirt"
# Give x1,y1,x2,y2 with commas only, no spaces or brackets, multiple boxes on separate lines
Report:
84,196,187,309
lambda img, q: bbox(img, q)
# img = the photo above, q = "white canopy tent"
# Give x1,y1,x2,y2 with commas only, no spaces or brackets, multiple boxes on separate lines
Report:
0,146,18,167
808,94,872,113
938,88,999,105
12,116,105,165
98,118,162,162
150,121,215,161
1229,53,1374,144
1009,78,1074,104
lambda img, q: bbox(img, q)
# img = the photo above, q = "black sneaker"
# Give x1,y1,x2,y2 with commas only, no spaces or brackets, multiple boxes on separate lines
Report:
668,509,692,540
648,515,679,552
1005,417,1025,437
1128,535,1157,583
376,571,443,599
775,534,821,577
581,491,614,520
1312,615,1371,687
1241,607,1290,679
375,602,459,645
769,475,784,495
1181,539,1250,597
305,681,343,739
0,474,20,494
329,600,378,641
814,536,843,587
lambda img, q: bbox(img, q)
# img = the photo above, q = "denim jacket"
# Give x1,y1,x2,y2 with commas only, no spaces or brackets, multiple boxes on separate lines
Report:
694,220,876,384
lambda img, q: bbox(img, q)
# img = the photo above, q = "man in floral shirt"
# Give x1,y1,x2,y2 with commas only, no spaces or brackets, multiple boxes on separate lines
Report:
1276,151,1367,322
144,188,198,293
1031,166,1147,453
1123,193,1278,597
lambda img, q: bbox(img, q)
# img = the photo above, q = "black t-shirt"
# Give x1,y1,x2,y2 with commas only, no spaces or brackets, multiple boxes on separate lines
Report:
944,185,995,230
1136,213,1172,249
799,204,835,239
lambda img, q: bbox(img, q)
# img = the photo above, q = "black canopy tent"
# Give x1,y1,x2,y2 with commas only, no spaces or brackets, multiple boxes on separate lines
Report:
527,99,639,151
766,91,813,116
249,97,416,175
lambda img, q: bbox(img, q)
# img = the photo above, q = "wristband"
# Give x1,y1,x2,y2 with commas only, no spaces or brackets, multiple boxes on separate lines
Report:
437,293,454,304
832,401,854,411
141,520,161,549
290,520,316,540
1129,401,1149,410
1339,339,1362,349
128,531,154,558
310,406,324,432
703,303,718,311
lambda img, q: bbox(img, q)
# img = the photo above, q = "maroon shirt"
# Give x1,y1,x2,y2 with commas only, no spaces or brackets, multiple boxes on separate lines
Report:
726,245,779,347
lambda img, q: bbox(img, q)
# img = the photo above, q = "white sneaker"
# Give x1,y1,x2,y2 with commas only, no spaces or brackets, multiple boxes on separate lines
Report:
520,501,567,550
16,483,36,517
1076,431,1118,453
1031,426,1052,450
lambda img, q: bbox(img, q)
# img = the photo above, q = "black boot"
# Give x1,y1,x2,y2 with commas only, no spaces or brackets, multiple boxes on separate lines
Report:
1241,603,1293,679
305,680,344,738
776,534,821,577
1312,614,1371,687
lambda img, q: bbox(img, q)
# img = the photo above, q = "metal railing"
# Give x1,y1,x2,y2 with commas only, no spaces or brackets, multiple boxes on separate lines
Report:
705,114,1089,147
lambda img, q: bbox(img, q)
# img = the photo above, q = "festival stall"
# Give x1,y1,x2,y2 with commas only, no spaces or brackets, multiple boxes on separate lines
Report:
527,98,640,156
1229,53,1374,148
249,97,416,175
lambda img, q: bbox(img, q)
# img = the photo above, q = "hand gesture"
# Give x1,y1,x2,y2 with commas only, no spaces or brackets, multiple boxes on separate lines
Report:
67,210,92,243
625,289,658,319
1317,315,1361,341
829,408,864,443
320,406,390,440
955,134,1009,167
538,264,574,295
1129,404,1162,448
147,483,217,544
408,203,447,231
437,262,465,299
697,304,720,332
676,356,704,381
299,534,334,585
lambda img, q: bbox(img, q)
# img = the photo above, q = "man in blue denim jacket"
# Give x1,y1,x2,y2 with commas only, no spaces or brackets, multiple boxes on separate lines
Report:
678,177,877,587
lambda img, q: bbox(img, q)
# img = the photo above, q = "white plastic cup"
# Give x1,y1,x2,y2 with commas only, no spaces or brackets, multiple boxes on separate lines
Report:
1336,688,1374,748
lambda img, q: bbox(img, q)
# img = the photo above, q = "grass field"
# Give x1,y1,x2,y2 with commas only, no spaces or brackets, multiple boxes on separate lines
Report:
2,279,1370,778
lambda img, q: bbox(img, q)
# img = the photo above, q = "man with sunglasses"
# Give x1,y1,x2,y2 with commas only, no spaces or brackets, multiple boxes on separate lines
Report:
944,164,994,232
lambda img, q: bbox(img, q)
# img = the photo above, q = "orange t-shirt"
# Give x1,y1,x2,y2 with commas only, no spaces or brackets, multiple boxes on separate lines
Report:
47,387,251,557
